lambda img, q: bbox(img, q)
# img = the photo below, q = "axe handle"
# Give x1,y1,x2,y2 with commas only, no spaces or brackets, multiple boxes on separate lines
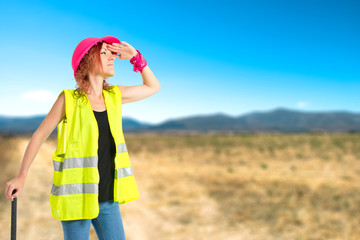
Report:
11,189,17,240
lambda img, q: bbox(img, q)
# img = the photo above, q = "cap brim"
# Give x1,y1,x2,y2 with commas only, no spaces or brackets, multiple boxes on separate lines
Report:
99,36,121,44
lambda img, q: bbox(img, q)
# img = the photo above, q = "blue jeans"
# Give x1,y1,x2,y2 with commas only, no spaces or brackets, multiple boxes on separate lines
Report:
61,199,126,240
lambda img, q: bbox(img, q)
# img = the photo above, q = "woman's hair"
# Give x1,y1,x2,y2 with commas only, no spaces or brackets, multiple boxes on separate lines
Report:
74,41,114,99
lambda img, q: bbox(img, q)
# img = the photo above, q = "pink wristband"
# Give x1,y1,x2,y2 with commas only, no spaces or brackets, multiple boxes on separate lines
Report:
130,50,147,73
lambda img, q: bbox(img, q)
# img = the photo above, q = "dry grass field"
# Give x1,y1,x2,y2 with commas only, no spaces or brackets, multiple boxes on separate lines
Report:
0,132,359,240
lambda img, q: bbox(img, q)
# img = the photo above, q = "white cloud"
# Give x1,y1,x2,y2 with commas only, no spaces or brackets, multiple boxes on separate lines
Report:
21,90,57,102
296,101,309,108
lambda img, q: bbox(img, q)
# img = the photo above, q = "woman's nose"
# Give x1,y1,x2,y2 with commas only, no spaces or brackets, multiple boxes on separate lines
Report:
109,54,115,60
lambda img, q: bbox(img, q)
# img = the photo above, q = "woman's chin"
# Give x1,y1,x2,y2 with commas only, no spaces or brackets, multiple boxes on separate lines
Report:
105,72,115,77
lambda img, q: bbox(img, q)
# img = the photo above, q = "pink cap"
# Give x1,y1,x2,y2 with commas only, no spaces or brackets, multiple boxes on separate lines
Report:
71,36,121,78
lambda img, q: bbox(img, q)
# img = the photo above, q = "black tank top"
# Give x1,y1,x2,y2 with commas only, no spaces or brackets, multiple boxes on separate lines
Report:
93,109,115,203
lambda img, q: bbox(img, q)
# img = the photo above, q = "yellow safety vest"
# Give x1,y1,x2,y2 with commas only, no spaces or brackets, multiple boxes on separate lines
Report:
50,85,140,221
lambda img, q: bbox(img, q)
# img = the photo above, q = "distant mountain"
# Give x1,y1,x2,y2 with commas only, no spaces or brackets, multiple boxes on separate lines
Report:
132,107,360,133
0,114,151,136
0,107,359,136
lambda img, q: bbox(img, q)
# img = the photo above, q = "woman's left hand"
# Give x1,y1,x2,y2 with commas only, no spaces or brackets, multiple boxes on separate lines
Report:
106,41,138,60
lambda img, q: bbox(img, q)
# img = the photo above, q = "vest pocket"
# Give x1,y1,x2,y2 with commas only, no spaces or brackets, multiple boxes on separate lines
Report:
52,152,65,186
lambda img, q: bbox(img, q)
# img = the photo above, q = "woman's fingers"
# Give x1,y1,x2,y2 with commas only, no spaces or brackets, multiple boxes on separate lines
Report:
5,183,14,201
108,43,124,48
106,41,135,60
5,178,24,201
107,45,124,53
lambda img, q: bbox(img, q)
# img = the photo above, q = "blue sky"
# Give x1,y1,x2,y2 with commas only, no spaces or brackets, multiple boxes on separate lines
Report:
0,0,359,124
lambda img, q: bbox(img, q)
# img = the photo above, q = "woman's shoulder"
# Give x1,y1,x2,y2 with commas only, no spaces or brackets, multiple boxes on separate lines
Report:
58,86,118,98
58,88,74,93
105,85,119,95
56,89,80,103
56,89,74,97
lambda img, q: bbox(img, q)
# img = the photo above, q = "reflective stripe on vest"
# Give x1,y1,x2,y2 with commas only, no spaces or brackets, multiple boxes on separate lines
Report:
51,166,134,196
117,166,134,178
117,142,127,153
53,156,97,172
51,183,98,196
53,142,127,172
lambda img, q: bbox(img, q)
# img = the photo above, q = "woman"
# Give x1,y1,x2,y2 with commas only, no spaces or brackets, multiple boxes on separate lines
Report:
4,36,161,239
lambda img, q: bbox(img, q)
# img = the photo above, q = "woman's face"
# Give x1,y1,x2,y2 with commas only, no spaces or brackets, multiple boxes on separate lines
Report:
97,42,116,77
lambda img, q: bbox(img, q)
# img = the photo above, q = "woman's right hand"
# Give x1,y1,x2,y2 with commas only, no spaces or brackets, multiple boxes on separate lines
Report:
5,176,26,202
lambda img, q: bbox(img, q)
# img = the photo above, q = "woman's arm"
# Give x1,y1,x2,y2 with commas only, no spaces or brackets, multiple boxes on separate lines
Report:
4,92,65,201
117,65,161,104
107,41,161,104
